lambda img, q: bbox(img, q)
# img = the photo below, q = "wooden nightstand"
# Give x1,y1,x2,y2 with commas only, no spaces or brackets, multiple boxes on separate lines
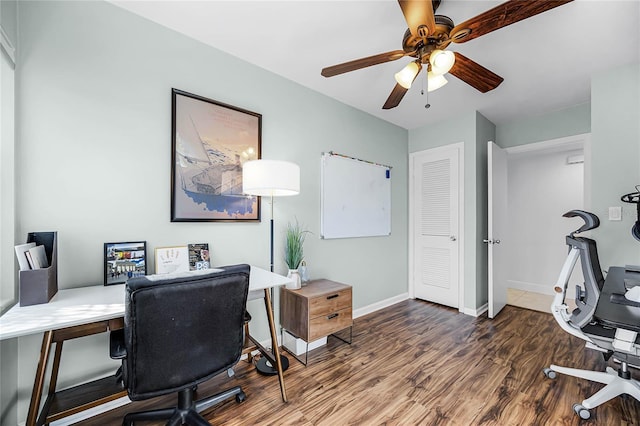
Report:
280,279,353,364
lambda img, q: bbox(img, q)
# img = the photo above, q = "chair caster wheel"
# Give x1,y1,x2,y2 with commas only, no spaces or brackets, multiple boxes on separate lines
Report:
236,391,246,403
573,403,590,419
543,368,556,379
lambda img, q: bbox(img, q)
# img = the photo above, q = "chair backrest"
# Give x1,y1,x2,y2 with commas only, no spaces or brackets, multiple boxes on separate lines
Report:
562,211,605,327
123,264,250,400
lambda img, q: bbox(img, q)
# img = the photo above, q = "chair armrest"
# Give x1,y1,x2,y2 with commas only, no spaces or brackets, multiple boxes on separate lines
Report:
110,329,126,359
610,293,640,308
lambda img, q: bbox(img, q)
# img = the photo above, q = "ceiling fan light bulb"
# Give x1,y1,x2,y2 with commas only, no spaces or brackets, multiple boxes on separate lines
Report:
394,62,421,89
427,72,448,92
430,50,455,75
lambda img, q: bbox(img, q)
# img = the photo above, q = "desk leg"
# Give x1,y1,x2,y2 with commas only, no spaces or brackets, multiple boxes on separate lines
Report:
48,341,63,397
263,288,287,403
26,331,53,426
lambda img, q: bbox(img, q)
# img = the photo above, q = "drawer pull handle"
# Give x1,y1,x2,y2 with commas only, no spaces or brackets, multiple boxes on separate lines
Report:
327,313,339,320
327,294,339,300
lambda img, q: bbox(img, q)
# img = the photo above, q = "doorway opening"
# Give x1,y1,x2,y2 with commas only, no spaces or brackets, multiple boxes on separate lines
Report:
504,134,589,313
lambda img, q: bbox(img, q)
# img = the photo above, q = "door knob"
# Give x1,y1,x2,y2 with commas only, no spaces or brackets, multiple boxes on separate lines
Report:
494,239,501,244
483,239,492,244
450,236,457,241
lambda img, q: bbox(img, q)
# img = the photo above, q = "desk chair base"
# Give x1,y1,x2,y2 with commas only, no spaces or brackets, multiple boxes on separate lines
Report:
123,386,245,426
545,363,640,419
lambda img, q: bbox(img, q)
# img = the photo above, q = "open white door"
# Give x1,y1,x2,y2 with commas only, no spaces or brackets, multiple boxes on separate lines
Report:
487,141,508,318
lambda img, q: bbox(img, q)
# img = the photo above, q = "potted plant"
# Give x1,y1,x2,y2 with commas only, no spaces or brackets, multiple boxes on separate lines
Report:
284,220,307,289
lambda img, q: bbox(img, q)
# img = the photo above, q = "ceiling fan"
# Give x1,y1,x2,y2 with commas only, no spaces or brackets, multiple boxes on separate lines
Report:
321,0,574,109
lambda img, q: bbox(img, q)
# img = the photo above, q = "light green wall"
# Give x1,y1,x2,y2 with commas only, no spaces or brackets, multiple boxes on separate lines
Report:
0,0,17,45
590,63,640,268
8,1,408,423
0,2,18,425
496,102,591,148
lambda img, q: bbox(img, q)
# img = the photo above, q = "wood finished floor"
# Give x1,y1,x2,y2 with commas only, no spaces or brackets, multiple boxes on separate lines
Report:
79,300,639,425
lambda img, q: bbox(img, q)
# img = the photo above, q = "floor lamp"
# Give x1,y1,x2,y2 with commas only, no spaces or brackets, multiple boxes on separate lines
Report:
242,159,300,374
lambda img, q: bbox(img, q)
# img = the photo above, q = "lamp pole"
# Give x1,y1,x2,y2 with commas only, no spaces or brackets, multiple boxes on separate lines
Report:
270,194,274,273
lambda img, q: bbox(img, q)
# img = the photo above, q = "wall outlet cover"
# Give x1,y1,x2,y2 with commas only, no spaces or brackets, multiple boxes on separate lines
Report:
609,206,622,221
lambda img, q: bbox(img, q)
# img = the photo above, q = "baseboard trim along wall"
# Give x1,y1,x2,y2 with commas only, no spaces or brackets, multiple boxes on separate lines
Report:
48,396,131,426
464,303,488,317
508,279,577,299
353,292,410,319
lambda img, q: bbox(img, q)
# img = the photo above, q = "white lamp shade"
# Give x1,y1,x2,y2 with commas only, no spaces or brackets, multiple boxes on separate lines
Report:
429,50,455,75
242,159,300,196
427,72,448,92
394,61,422,89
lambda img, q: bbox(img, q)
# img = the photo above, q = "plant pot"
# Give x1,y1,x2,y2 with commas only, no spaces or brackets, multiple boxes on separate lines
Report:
286,269,302,290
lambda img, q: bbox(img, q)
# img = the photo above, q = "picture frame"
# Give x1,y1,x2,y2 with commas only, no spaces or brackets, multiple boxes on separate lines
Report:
155,245,190,275
188,243,210,270
104,241,147,286
171,88,262,222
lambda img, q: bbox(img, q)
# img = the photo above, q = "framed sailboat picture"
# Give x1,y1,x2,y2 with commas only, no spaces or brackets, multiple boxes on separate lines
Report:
171,89,261,222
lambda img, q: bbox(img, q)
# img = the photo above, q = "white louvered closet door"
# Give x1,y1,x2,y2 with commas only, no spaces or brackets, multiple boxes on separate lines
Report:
411,146,460,308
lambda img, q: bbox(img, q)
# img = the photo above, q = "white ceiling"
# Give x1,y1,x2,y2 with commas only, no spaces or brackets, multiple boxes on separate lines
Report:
112,0,640,130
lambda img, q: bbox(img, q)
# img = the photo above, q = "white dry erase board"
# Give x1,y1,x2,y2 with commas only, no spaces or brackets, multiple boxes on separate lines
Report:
320,152,391,239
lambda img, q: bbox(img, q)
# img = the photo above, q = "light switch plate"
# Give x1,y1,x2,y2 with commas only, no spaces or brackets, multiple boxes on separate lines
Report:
609,206,622,221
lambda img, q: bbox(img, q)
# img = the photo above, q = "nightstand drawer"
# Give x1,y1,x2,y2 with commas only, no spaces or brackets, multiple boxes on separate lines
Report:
308,307,352,342
309,288,352,318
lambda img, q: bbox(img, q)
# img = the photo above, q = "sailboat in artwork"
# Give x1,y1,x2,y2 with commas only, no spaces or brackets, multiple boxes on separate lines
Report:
175,115,254,217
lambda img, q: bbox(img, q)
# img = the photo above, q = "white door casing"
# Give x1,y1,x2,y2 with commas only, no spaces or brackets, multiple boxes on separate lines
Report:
409,143,463,310
487,141,508,318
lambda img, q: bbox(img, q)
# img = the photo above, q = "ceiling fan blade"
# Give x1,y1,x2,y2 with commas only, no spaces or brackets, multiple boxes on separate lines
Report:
449,0,573,44
321,50,411,77
398,0,437,39
383,83,409,110
449,53,504,93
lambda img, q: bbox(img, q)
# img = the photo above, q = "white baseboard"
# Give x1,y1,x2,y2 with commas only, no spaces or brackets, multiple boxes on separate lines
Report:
508,280,577,299
353,292,409,319
49,395,131,426
358,292,488,318
464,303,488,317
507,279,554,295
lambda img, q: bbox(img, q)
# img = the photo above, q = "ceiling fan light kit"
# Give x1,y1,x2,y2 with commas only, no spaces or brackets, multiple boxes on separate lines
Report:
429,49,455,75
426,72,448,92
321,0,575,110
395,61,422,89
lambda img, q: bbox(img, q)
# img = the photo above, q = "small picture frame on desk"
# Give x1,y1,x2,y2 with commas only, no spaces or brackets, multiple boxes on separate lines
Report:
155,246,190,274
188,243,210,270
104,241,147,286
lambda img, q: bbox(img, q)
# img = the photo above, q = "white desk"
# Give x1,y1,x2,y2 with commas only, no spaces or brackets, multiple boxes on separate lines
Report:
0,265,291,425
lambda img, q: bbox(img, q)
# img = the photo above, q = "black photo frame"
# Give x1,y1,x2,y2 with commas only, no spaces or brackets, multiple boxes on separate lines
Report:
104,241,147,285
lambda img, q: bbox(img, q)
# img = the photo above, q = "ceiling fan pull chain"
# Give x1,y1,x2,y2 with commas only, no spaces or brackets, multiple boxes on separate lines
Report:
424,68,431,109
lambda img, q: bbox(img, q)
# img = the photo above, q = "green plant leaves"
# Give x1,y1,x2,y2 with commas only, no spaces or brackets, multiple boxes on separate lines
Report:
284,220,308,269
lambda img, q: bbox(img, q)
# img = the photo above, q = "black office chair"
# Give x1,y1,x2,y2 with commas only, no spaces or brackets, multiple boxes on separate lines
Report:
544,211,640,420
110,264,250,426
